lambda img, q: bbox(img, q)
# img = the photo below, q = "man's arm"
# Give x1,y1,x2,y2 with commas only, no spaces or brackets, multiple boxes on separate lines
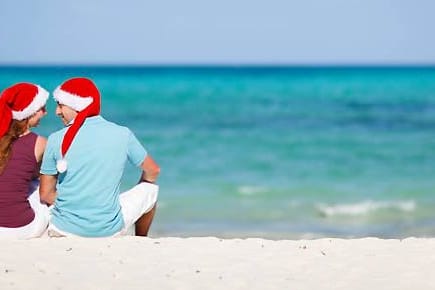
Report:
139,155,160,183
39,174,58,205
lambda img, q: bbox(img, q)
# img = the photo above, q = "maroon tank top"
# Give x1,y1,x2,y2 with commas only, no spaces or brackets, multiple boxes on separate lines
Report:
0,133,39,227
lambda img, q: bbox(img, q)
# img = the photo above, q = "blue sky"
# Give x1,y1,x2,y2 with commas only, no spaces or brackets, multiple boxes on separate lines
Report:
0,0,434,65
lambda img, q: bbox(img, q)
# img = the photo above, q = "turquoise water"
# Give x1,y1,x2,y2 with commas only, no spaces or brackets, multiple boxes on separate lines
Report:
1,66,435,239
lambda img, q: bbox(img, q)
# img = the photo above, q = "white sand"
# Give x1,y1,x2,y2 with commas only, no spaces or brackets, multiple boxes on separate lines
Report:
0,237,434,290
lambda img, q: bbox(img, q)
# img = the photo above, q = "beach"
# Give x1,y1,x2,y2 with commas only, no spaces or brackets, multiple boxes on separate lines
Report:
1,236,434,289
1,66,434,289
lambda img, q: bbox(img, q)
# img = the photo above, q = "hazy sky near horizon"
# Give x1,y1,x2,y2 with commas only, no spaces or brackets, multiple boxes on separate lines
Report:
0,0,434,65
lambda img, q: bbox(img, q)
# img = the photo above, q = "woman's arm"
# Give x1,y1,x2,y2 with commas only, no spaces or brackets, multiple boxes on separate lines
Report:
34,136,47,163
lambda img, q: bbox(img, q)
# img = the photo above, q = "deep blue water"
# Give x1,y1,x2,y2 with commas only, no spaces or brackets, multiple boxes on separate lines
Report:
1,66,435,238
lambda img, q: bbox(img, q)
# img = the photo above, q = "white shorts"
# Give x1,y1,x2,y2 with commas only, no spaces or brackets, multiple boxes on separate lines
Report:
0,189,49,239
48,182,159,237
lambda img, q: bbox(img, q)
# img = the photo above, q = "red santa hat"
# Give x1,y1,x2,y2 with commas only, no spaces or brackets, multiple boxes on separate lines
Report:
0,83,49,138
53,77,101,173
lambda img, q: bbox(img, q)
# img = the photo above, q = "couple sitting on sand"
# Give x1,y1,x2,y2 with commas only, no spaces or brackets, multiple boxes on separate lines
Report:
0,77,160,239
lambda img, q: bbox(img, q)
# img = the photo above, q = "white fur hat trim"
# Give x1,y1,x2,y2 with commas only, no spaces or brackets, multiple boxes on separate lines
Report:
12,86,49,120
53,87,93,111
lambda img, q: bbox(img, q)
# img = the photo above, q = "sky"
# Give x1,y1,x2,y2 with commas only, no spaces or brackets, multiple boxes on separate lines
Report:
0,0,434,65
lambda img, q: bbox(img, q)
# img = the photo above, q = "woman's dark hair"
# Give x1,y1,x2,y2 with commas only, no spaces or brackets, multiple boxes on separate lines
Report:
0,119,28,174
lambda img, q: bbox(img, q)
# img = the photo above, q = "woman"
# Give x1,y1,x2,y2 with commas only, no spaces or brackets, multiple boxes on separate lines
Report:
0,82,50,238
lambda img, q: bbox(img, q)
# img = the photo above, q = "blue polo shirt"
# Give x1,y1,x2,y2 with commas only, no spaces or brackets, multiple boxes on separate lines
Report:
40,116,147,237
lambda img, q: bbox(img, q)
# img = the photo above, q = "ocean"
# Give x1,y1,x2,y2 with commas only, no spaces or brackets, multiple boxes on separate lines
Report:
1,66,434,239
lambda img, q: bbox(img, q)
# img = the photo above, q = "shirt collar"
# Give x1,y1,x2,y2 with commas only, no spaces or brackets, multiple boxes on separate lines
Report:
67,115,103,126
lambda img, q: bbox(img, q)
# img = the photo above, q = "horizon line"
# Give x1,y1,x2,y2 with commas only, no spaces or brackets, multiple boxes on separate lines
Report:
0,62,435,68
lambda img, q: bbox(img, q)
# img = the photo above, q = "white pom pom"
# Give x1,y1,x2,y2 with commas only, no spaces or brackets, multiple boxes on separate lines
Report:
56,159,68,173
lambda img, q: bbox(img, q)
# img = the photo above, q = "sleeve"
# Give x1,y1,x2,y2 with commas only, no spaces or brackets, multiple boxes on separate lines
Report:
40,135,59,175
127,130,148,167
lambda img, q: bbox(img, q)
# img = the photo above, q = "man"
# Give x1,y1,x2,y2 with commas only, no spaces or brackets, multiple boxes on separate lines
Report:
39,77,160,237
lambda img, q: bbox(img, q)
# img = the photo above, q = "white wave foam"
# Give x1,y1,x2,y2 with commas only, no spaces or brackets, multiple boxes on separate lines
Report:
237,186,267,195
316,200,416,217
